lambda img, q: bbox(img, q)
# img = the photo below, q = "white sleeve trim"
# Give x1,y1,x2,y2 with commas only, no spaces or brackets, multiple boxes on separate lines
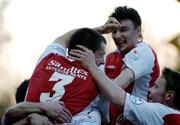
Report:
36,43,66,65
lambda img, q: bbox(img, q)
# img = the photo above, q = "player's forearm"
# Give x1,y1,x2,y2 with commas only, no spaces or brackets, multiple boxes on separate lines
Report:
88,65,126,109
4,102,45,124
54,29,78,48
113,68,135,89
94,26,106,34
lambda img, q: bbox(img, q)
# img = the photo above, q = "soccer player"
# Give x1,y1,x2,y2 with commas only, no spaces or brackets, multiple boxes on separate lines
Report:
95,6,160,124
2,79,72,125
69,45,180,125
24,28,107,125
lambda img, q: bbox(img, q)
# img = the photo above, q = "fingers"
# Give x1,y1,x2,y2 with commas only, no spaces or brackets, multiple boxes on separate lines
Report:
56,115,70,123
67,55,80,61
55,102,72,123
69,50,86,60
62,106,72,119
106,17,120,30
61,108,72,123
56,113,71,123
107,17,121,26
70,49,87,56
59,101,65,106
52,111,71,123
75,45,92,53
101,17,120,34
107,23,119,28
69,47,91,61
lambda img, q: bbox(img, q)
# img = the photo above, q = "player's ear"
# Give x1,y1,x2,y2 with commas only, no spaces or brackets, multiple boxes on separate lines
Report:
165,91,175,101
135,26,142,38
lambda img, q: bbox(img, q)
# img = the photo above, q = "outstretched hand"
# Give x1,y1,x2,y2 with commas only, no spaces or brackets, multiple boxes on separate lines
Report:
69,45,97,69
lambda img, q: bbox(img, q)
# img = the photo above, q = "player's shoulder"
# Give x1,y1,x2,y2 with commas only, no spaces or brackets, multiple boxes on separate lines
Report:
126,42,154,60
47,43,66,55
133,42,151,52
149,102,180,117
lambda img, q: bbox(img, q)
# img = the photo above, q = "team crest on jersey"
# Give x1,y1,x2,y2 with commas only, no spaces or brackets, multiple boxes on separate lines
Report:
130,95,144,105
127,49,139,60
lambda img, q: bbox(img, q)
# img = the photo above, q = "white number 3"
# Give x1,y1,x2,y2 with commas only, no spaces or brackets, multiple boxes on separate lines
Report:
40,72,74,102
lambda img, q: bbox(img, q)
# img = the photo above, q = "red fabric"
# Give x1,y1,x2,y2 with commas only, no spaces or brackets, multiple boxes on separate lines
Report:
105,52,134,125
105,52,124,80
163,114,180,125
26,53,98,116
105,49,160,125
147,47,160,101
148,47,160,88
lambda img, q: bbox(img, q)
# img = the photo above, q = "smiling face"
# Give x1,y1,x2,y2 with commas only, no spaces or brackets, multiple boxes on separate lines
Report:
112,19,141,53
149,76,167,103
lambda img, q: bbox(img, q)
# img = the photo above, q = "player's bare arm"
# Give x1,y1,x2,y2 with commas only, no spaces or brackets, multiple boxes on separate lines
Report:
113,68,135,89
54,29,78,48
4,101,72,125
11,113,53,125
69,45,126,110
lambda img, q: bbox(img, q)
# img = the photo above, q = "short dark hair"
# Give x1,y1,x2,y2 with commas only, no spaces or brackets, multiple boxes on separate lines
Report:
15,79,29,103
110,6,141,28
163,68,180,109
68,28,106,53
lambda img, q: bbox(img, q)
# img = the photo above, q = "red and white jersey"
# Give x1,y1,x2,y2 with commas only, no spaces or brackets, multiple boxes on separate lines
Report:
123,93,180,125
105,42,159,99
25,43,99,116
105,42,160,124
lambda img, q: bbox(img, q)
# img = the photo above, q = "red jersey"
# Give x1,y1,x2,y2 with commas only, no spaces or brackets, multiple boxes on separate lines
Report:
25,43,99,116
105,42,160,125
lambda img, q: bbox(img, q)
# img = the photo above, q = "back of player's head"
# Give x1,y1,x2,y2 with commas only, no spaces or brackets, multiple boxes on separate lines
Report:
163,68,180,109
110,6,141,29
68,28,106,53
15,79,29,103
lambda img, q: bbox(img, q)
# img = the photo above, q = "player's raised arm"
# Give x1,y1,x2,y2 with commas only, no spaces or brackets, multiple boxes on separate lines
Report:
94,17,120,34
54,29,78,48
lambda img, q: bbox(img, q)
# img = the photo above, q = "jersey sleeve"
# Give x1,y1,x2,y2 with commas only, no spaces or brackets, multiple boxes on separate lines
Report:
36,43,66,65
123,44,155,80
123,93,147,124
123,93,180,125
